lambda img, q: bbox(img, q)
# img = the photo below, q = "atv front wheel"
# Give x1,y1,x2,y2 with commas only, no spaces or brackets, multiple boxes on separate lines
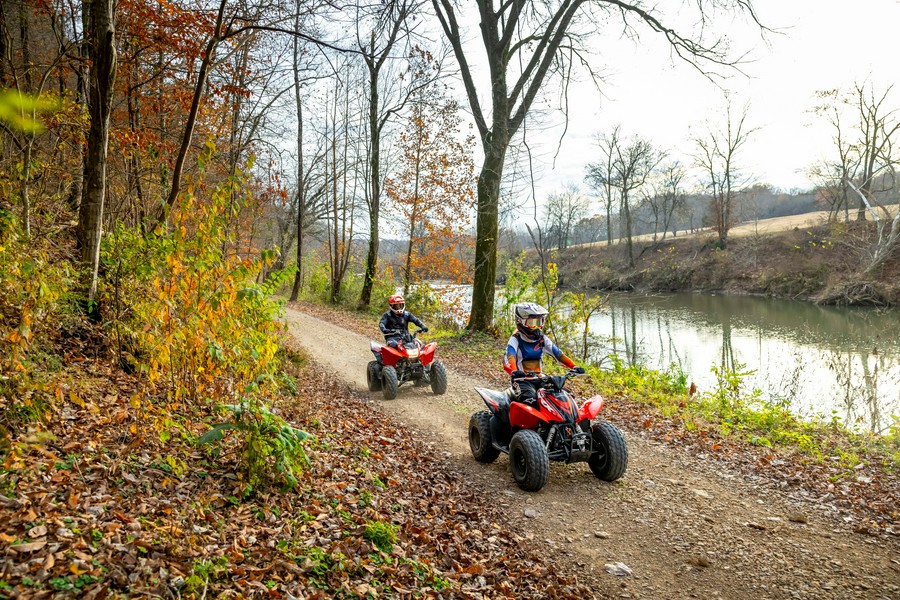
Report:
430,361,448,395
588,421,628,481
382,366,399,400
366,361,382,392
469,411,500,463
509,430,549,492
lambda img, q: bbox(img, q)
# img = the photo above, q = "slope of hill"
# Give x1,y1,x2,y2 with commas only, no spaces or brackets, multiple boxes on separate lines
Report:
560,213,900,306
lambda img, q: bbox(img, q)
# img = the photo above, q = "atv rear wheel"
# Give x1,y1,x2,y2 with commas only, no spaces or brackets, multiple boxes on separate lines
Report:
509,430,549,492
366,361,382,392
382,366,399,400
430,361,448,395
469,411,500,463
588,421,628,481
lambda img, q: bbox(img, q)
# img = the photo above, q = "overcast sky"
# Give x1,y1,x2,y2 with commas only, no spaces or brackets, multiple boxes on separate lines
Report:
489,0,900,204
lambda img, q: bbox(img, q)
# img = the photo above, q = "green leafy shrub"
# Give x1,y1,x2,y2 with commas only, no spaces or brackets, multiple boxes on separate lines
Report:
101,152,308,487
0,211,74,433
198,398,313,489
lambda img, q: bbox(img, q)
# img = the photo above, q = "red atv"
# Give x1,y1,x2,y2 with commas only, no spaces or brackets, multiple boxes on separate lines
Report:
468,370,628,491
367,330,447,400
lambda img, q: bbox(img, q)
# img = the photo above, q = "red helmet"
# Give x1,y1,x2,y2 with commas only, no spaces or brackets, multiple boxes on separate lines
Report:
389,294,405,314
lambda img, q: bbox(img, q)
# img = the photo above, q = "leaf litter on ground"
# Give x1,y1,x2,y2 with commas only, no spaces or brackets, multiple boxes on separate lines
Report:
0,335,606,599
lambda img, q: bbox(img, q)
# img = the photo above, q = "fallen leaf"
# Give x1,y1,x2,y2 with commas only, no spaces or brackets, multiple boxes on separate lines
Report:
11,540,47,553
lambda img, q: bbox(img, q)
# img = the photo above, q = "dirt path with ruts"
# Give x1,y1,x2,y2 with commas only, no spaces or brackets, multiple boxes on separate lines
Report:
285,307,900,600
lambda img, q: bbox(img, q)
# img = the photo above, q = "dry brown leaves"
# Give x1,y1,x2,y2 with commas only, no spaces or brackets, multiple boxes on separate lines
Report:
0,340,603,598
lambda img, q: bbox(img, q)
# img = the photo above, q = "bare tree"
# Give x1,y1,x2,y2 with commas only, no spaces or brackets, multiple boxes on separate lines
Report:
323,61,362,304
851,82,900,222
693,99,756,250
811,89,859,222
432,0,763,330
613,133,659,267
544,183,589,251
644,159,688,242
357,0,432,310
585,126,620,246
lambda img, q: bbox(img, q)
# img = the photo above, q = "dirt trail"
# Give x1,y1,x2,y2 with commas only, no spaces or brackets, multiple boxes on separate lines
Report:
285,307,900,600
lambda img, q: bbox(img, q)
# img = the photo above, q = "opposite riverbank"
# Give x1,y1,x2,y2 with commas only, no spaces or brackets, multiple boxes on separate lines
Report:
558,219,900,306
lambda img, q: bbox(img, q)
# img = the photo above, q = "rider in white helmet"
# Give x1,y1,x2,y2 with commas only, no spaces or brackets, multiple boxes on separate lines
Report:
503,302,583,403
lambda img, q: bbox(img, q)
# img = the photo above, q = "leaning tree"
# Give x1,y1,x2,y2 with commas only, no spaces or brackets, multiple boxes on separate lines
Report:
432,0,764,331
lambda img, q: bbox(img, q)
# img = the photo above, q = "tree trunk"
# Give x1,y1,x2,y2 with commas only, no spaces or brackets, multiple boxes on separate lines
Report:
17,2,33,237
77,0,117,306
468,141,505,331
359,62,380,310
153,0,227,230
289,94,305,301
623,196,634,267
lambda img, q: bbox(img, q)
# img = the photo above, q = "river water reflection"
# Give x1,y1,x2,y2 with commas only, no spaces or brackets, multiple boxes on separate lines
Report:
590,293,900,433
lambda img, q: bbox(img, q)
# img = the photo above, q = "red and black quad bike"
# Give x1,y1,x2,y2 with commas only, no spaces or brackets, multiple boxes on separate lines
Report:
468,370,628,492
367,330,448,400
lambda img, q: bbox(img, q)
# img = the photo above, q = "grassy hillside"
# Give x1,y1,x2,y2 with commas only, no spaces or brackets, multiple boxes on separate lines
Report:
558,219,900,306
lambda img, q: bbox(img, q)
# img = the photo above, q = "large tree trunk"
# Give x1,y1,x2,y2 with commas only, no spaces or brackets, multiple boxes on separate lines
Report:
77,0,116,306
468,140,506,331
359,61,380,310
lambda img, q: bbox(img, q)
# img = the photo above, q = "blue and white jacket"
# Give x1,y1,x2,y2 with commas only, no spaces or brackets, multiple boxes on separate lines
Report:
503,333,573,374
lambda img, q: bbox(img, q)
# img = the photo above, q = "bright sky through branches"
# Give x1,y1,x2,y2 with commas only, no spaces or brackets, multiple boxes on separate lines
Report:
502,0,900,204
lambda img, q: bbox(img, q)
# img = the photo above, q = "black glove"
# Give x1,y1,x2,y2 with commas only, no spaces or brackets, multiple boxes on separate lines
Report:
573,366,586,375
511,370,526,380
420,326,429,333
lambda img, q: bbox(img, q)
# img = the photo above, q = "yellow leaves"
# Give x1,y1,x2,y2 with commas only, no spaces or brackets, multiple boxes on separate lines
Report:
68,391,86,409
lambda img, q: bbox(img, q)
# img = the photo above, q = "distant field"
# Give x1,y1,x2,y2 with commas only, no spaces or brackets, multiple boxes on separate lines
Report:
590,205,899,246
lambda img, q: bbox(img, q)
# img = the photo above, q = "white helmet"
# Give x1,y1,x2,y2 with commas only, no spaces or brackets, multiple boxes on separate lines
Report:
514,302,548,342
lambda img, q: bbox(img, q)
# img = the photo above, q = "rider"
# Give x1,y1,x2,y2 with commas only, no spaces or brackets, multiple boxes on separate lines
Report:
503,302,584,404
379,294,428,348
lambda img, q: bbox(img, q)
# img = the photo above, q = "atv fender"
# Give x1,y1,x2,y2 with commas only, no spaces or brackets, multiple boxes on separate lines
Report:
419,342,437,366
577,395,605,421
474,387,510,416
509,402,542,430
379,345,404,368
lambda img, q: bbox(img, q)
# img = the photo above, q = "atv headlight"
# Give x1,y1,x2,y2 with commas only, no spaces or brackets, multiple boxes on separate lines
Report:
406,348,419,358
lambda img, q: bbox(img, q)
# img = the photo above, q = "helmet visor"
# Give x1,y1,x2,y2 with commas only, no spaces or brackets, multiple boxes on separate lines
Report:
523,316,544,329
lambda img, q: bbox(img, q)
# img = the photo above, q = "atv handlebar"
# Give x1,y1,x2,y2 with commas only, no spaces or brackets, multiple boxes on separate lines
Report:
512,368,586,382
385,329,426,342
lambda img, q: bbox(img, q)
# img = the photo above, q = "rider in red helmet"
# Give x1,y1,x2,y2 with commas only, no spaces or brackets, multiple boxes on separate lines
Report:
503,302,583,403
379,294,428,348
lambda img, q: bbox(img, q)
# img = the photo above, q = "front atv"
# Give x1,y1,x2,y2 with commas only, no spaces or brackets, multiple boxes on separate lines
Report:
468,370,628,491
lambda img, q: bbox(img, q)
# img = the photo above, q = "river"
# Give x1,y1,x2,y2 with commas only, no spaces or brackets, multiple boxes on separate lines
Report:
429,285,900,433
591,292,900,433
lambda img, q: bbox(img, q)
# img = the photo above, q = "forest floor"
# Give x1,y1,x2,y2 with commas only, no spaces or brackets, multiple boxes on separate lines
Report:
284,303,900,600
0,331,611,599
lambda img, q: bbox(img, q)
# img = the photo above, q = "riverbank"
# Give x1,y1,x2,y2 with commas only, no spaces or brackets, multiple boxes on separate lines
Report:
558,220,900,306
